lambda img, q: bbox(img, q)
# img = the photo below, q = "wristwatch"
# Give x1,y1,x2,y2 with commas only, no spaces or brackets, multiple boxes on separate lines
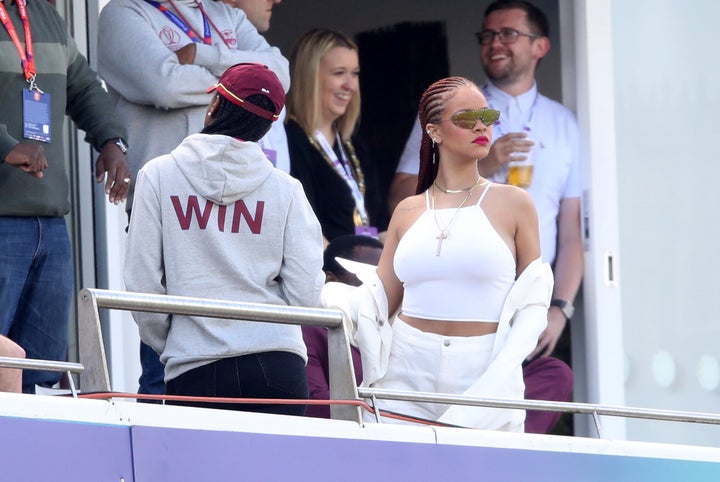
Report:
550,299,575,321
106,137,128,154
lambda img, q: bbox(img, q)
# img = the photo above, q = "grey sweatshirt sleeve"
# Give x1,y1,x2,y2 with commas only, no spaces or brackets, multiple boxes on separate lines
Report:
64,36,127,151
124,165,170,354
97,1,289,111
278,182,325,308
0,124,19,164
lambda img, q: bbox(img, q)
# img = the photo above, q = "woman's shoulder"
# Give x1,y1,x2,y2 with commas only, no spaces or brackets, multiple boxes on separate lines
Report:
487,182,535,209
388,193,427,234
393,192,426,216
285,121,317,164
284,118,305,138
482,183,537,230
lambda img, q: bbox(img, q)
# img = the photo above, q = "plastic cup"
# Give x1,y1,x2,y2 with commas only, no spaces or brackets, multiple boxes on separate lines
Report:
507,138,534,188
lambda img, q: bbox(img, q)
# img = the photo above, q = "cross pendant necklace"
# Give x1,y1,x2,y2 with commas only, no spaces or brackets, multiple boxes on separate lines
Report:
431,179,484,256
436,230,449,256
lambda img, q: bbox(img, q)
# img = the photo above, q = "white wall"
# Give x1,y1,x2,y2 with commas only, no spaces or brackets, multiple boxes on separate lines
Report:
88,0,141,394
611,0,720,445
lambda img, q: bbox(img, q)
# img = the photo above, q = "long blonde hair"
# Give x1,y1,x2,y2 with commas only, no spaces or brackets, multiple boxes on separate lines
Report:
286,28,361,141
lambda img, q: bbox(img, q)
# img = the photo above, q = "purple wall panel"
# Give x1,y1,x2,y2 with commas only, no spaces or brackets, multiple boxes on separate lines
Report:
2,416,719,481
0,417,134,481
130,425,720,482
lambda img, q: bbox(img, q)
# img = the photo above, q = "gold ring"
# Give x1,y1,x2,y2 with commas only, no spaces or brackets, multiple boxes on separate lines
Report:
123,178,131,184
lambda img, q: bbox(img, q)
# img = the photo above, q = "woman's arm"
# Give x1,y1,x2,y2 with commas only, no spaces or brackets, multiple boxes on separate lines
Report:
375,205,406,316
512,187,542,277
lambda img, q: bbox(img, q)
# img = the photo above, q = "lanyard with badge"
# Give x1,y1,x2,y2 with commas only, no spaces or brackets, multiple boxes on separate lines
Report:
0,0,51,143
145,0,233,48
310,131,378,237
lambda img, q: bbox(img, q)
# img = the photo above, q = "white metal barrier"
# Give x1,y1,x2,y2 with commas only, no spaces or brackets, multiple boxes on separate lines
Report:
0,357,84,397
76,288,720,437
77,288,362,423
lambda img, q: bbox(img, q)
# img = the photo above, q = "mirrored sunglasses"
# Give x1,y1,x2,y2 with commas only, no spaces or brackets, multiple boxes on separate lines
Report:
450,108,501,129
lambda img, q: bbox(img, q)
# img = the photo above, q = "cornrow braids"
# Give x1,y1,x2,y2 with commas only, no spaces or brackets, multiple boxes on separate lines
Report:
416,77,476,194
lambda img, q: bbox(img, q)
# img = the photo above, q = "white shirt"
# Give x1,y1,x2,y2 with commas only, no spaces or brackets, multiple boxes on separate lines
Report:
395,81,582,264
258,108,291,173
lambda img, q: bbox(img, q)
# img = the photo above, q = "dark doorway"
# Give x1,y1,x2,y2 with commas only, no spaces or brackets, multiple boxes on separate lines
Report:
355,21,450,212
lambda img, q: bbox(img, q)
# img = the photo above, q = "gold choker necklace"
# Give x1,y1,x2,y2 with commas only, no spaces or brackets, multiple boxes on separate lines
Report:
433,177,483,194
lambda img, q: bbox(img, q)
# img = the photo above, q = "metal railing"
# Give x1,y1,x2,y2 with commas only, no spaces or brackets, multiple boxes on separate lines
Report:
77,288,720,437
77,288,362,423
359,387,720,438
0,357,84,397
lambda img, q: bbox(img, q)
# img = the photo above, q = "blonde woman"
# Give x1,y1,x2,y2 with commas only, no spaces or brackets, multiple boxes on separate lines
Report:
286,28,387,243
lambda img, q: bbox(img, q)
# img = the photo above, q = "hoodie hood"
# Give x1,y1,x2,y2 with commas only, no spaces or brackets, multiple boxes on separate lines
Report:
171,133,274,206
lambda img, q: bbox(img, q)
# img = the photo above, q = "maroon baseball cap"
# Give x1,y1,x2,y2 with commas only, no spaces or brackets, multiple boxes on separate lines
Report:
206,63,285,121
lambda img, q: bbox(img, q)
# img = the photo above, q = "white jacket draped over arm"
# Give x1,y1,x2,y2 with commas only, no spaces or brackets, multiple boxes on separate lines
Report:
320,258,553,431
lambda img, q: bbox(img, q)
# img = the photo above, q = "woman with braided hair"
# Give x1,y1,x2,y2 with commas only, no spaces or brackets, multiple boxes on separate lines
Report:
324,76,553,431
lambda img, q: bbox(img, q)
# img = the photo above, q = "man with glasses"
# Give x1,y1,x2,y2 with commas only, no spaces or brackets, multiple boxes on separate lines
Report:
388,0,580,434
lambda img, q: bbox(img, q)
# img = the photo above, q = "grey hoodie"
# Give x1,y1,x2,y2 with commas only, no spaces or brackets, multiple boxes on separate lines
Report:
125,133,324,381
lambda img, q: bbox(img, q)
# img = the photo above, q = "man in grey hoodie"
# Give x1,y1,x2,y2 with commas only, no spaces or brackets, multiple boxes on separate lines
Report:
98,0,290,397
124,63,324,414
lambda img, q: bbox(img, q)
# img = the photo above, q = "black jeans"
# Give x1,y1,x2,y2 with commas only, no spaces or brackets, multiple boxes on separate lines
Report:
166,351,308,416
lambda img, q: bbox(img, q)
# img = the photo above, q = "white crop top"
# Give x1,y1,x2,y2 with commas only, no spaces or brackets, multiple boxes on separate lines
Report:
393,183,516,322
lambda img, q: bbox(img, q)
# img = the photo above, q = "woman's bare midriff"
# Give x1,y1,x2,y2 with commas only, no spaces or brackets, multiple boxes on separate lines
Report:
398,313,498,337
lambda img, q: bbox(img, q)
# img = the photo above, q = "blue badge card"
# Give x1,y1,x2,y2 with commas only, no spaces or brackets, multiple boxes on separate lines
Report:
23,88,51,143
355,225,379,238
262,148,277,166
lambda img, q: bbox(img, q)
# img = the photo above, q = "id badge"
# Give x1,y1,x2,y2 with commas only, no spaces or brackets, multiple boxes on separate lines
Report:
355,225,379,238
23,88,51,143
262,148,277,166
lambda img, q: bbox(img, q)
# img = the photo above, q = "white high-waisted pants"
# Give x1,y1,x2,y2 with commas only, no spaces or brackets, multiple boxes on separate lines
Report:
364,316,495,425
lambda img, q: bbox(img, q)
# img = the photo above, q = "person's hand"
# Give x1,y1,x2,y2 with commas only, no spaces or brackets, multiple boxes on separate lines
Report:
175,43,197,65
96,142,131,205
3,143,48,178
478,132,533,177
490,132,534,165
527,307,567,361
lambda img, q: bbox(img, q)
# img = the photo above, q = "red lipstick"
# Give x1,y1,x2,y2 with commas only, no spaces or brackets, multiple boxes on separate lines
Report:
473,136,489,145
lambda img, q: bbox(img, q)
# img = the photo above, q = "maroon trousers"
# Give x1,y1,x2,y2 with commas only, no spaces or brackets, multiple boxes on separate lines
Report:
523,356,574,433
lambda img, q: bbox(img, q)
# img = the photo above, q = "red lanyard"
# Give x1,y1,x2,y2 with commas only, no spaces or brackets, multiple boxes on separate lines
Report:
0,0,39,89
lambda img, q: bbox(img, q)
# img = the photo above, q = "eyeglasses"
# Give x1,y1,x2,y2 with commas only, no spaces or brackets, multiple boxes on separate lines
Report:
444,109,501,129
475,28,541,45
